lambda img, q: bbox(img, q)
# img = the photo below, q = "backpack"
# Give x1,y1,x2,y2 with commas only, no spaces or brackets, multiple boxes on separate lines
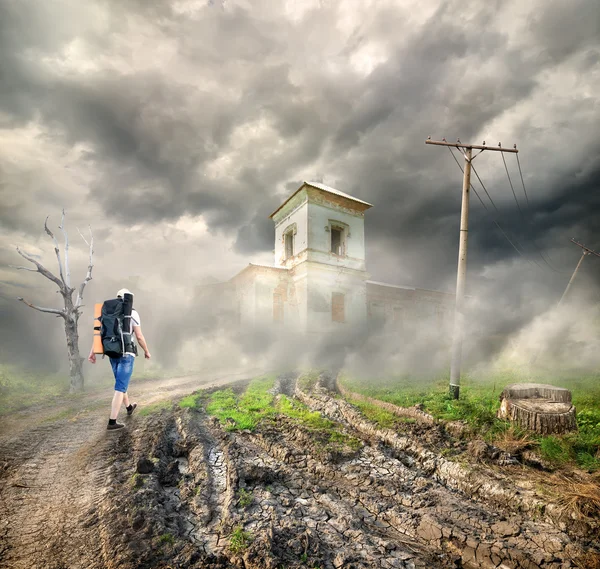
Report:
100,297,137,358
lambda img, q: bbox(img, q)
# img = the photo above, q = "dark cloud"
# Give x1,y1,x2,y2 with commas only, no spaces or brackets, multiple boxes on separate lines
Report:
0,0,599,376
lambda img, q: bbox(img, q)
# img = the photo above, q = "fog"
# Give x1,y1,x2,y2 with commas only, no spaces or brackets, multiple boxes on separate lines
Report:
1,0,598,387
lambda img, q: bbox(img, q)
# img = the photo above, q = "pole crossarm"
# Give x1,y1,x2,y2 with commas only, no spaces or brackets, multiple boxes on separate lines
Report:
425,138,519,153
571,238,600,258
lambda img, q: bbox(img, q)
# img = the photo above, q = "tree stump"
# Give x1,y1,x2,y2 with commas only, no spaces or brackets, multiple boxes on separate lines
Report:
498,383,577,435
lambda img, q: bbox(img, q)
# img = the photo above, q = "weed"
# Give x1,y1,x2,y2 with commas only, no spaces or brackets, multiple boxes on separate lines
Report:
229,525,252,554
491,426,537,454
129,473,144,489
550,474,600,521
138,400,172,416
237,487,253,508
158,533,175,545
179,393,202,409
540,436,571,466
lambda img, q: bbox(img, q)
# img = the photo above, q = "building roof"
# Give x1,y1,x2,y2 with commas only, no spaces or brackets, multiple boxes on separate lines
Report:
366,280,416,291
270,181,373,218
229,262,289,283
367,280,455,298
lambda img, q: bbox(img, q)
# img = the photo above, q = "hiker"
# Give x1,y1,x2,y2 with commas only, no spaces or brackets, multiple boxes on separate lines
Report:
88,288,151,430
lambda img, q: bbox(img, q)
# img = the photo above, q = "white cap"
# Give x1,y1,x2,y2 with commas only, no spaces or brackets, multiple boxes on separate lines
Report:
116,288,133,298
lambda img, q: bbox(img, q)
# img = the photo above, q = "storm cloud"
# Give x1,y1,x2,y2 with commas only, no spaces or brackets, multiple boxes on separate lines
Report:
1,0,599,375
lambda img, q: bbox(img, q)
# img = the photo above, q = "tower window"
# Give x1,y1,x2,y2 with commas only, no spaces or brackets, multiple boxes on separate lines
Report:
331,228,342,255
284,231,294,259
332,292,345,322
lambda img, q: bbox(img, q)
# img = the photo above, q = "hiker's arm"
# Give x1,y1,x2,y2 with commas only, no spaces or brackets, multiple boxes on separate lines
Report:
133,326,151,359
88,345,96,364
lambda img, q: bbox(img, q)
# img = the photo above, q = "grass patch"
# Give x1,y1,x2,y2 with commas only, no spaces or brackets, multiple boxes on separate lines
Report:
158,533,175,545
0,364,83,416
179,393,204,409
229,525,252,554
347,399,402,430
296,370,321,391
204,374,361,452
237,488,253,508
340,369,600,471
206,375,277,431
138,400,172,416
129,473,144,489
275,395,361,452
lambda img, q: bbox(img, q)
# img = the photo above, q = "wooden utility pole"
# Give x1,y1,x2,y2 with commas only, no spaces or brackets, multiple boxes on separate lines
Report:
426,138,518,399
558,238,600,306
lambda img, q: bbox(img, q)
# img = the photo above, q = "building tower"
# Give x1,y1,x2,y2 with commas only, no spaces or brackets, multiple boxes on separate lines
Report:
270,181,372,333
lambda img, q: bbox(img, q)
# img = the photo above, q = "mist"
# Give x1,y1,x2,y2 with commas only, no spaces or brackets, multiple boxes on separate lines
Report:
1,0,598,387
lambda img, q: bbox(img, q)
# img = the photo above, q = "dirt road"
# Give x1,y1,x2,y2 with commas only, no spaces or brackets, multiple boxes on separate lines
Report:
0,371,254,569
0,371,598,569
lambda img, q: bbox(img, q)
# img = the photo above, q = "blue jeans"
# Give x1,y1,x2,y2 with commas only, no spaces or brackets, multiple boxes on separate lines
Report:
110,355,134,393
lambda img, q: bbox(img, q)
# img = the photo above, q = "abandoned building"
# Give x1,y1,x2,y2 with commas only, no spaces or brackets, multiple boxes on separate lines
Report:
198,181,455,341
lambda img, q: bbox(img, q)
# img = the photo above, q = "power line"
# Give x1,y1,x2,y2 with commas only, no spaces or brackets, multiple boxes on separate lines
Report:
513,152,567,272
477,149,567,274
501,151,524,217
515,153,530,206
446,147,537,265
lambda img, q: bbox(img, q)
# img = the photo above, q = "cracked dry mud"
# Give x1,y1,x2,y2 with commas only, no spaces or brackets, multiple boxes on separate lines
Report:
0,373,599,569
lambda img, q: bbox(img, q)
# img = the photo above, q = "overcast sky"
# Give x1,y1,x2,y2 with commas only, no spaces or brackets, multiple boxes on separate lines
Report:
1,0,599,373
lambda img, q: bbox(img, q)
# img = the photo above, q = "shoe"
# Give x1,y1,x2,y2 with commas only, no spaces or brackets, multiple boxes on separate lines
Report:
127,403,138,416
107,422,125,431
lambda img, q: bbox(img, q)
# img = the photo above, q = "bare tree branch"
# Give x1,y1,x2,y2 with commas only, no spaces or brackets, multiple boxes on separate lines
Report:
17,297,66,317
9,265,37,272
44,216,67,290
16,247,65,290
59,209,71,288
75,226,94,308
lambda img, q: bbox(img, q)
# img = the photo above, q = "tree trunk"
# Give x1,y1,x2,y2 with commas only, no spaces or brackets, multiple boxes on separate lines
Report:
498,383,577,435
65,309,84,393
12,213,93,394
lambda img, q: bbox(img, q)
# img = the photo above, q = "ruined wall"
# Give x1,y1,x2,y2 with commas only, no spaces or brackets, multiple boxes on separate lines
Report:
305,263,368,334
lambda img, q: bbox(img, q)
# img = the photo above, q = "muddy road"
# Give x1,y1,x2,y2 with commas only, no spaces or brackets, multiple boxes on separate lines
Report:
0,372,598,569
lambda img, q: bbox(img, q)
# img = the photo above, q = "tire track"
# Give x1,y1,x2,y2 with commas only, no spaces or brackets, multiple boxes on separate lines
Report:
0,372,251,569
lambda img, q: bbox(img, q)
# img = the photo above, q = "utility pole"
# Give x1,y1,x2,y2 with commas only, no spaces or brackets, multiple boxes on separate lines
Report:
558,238,600,306
426,138,518,399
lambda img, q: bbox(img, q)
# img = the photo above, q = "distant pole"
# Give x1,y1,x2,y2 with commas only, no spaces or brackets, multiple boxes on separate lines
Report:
530,238,600,365
558,251,587,307
558,238,600,306
426,138,518,399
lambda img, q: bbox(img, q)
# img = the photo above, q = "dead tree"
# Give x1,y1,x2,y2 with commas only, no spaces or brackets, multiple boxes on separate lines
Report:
11,211,94,393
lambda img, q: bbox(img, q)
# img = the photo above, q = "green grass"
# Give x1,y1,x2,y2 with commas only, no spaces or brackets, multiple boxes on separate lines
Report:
158,533,175,545
347,399,406,430
137,400,172,416
203,374,361,452
129,473,144,489
237,488,253,508
205,375,277,431
179,393,205,409
229,525,252,554
296,370,321,391
0,364,88,415
340,369,600,471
